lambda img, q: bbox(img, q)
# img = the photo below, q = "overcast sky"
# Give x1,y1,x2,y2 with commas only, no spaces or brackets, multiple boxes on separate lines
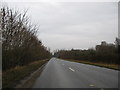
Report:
1,0,118,52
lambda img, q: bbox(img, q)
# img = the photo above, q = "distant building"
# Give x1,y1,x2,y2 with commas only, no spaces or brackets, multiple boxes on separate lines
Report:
96,41,115,51
108,43,115,47
96,45,100,51
101,41,107,46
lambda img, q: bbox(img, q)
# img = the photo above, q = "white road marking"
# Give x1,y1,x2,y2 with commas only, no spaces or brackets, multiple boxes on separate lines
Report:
62,64,64,65
89,84,95,87
69,67,75,72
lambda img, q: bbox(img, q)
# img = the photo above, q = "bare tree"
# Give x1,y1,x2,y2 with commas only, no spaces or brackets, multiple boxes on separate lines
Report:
0,7,51,71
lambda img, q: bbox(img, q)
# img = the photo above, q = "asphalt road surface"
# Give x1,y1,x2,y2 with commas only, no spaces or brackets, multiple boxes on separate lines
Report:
32,58,118,88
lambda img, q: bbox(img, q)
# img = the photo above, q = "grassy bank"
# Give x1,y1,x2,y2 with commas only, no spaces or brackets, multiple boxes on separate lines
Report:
63,59,119,70
2,59,49,88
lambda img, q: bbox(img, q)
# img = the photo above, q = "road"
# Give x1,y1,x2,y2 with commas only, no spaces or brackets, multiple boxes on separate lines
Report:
32,58,118,88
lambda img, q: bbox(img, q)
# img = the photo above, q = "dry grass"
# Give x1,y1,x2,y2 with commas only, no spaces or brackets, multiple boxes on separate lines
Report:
2,59,49,88
64,59,119,70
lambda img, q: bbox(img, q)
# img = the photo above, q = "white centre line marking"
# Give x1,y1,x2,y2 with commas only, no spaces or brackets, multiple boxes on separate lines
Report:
69,67,75,72
89,84,95,87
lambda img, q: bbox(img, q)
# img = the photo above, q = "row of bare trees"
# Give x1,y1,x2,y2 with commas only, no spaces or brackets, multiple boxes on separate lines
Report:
0,7,52,71
54,41,119,64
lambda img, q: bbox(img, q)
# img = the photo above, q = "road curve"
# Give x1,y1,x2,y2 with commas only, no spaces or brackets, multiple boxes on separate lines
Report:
32,58,118,88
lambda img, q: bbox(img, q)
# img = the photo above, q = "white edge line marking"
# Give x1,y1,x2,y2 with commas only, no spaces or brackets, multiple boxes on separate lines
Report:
69,67,75,72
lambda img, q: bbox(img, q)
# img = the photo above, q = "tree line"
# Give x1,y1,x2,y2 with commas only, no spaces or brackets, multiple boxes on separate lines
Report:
0,7,52,71
54,41,119,64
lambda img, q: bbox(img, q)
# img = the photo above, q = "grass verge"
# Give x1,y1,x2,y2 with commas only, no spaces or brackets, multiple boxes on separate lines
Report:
2,59,49,88
63,59,119,70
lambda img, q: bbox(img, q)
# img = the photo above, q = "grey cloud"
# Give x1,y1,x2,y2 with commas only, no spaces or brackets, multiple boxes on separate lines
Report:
6,2,118,51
